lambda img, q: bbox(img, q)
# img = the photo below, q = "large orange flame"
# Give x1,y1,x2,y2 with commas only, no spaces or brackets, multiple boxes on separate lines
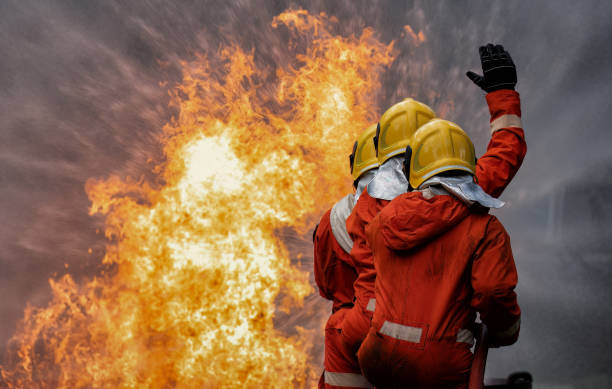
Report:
1,10,395,388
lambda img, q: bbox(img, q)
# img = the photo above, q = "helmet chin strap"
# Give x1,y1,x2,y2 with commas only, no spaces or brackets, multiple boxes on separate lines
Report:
403,145,413,191
373,123,380,156
348,140,358,175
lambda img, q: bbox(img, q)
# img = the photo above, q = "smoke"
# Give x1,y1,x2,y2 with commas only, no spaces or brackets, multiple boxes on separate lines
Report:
1,0,611,387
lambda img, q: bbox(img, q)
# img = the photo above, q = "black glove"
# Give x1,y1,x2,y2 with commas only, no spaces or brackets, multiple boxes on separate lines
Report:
466,43,517,93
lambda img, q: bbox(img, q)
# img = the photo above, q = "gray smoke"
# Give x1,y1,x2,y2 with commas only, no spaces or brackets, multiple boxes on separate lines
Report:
1,1,611,388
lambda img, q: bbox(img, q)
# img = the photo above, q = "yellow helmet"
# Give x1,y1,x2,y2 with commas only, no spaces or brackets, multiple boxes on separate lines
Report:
376,98,436,164
408,118,476,189
350,124,379,181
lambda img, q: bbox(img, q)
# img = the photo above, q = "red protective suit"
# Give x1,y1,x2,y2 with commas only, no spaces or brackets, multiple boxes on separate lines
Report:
341,89,526,352
314,208,372,389
314,208,357,313
357,192,520,388
341,190,389,353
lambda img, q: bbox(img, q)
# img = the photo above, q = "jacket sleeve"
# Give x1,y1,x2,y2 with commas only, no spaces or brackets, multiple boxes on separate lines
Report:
314,210,358,307
313,210,334,300
475,90,527,198
346,192,383,270
471,216,521,346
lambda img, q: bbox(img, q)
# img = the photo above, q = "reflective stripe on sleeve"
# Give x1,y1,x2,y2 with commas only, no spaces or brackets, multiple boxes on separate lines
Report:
490,114,522,134
366,298,376,312
330,194,355,254
379,321,423,343
324,371,373,388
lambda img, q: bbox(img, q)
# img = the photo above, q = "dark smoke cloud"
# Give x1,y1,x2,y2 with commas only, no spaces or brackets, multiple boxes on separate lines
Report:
1,1,611,387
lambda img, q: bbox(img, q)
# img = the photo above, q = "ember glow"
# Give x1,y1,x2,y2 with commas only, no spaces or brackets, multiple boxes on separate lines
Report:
1,10,394,388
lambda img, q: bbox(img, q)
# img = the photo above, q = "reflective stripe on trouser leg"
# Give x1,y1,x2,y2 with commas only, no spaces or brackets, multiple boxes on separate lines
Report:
379,320,474,345
379,321,422,343
325,309,366,388
324,371,373,388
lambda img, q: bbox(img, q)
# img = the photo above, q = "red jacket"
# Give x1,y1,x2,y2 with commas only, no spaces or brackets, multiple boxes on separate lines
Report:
366,192,520,346
345,192,389,313
346,89,526,312
314,209,358,313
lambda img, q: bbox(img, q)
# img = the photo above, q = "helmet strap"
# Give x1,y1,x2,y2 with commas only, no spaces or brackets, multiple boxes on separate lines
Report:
373,123,380,156
403,145,412,191
349,141,358,174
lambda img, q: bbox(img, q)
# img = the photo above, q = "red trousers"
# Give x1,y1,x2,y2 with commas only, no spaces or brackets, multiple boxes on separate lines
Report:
340,299,374,354
358,328,472,389
320,308,373,389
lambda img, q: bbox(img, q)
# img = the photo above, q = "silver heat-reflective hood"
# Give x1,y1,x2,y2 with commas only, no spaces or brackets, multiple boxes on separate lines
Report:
366,156,408,201
354,169,377,202
419,174,505,209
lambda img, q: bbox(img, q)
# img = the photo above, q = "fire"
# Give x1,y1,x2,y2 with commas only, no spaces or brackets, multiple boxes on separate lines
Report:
1,10,394,388
403,25,426,45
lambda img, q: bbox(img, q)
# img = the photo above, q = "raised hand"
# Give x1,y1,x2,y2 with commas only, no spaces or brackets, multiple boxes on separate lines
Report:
466,43,517,93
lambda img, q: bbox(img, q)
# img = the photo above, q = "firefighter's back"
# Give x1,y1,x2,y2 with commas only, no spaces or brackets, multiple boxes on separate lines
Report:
359,191,519,388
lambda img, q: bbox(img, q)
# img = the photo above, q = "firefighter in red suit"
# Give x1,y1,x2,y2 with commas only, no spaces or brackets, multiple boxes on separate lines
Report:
340,43,526,360
358,118,521,388
314,125,378,389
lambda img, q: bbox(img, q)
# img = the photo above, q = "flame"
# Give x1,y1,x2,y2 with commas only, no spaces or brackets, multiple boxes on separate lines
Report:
1,10,395,388
403,25,426,46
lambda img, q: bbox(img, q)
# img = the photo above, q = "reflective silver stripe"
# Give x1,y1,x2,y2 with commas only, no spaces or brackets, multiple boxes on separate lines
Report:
456,328,475,345
330,194,355,254
379,321,423,343
324,371,373,388
491,317,521,339
359,162,379,175
383,147,406,160
366,298,376,312
490,114,522,134
379,321,475,345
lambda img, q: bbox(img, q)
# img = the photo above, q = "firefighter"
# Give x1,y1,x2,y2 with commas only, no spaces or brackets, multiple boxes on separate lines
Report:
340,98,436,354
340,43,526,355
357,119,521,388
314,124,378,389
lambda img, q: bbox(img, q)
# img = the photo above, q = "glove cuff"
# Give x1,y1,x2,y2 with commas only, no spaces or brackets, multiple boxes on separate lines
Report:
486,89,521,120
487,84,515,93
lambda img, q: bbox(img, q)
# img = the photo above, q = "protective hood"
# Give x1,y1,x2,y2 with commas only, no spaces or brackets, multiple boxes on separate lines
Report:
330,194,355,253
376,192,471,251
419,174,504,209
354,169,377,202
366,156,408,200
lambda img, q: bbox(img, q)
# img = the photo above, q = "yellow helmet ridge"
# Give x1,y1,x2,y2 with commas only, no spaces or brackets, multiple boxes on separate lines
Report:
377,98,436,164
350,123,379,181
408,118,476,189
